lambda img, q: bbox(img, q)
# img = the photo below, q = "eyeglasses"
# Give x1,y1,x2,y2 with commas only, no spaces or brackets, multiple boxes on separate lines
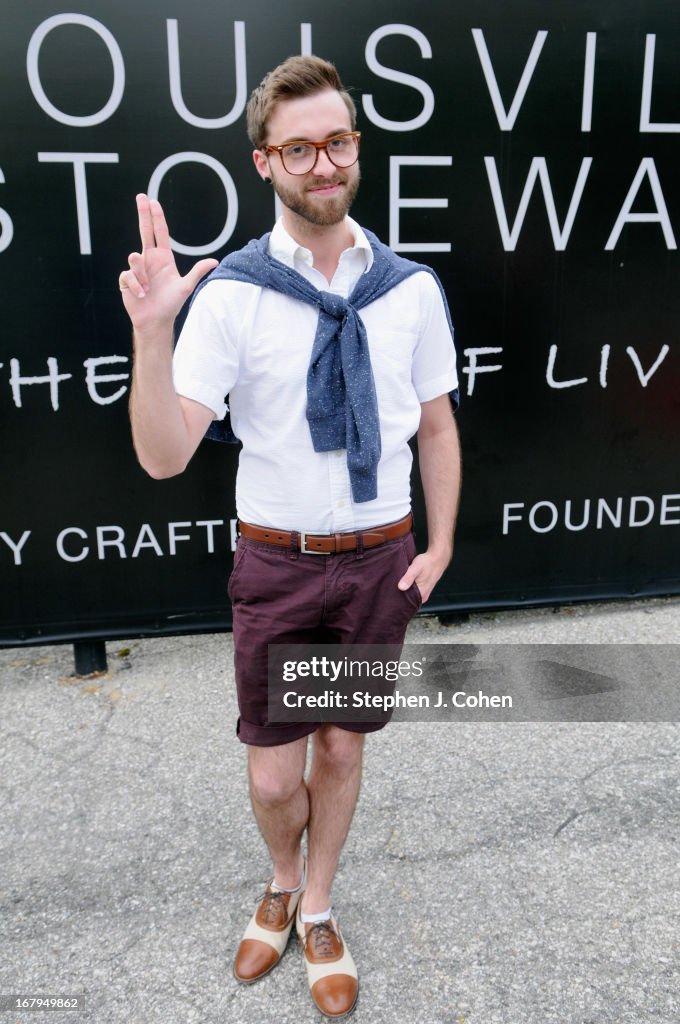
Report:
264,131,361,175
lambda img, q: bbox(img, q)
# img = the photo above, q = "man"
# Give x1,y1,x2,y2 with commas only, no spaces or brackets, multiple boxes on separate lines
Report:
120,55,460,1019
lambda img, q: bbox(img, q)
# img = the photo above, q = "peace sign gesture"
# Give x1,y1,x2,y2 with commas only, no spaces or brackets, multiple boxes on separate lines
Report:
119,194,218,333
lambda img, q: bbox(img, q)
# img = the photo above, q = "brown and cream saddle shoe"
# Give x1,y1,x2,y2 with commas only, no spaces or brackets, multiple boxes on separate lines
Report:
233,862,306,984
296,905,358,1018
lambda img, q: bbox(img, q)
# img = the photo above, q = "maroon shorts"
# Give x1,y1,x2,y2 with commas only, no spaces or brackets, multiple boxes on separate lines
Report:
228,530,423,746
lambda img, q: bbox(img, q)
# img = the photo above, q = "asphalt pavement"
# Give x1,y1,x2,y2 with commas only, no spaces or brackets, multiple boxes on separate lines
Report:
1,596,679,1024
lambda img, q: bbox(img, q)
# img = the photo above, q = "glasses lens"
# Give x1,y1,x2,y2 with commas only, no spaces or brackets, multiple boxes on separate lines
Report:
325,135,359,167
280,143,315,174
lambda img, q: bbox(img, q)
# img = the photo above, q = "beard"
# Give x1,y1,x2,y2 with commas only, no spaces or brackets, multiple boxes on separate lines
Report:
271,167,361,227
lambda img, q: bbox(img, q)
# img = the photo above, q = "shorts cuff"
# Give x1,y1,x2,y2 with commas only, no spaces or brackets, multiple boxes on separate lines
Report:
235,717,391,745
236,716,318,747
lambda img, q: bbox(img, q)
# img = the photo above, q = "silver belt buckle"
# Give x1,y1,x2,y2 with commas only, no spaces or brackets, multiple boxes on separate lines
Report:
300,531,330,555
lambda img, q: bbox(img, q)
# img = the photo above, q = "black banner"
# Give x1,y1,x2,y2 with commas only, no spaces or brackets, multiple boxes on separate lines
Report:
1,0,678,643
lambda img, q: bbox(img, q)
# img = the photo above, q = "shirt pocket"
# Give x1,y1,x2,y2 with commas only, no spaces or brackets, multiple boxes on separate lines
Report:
365,325,421,436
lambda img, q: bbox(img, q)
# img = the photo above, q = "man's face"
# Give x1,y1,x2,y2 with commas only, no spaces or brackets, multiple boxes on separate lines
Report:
256,89,361,227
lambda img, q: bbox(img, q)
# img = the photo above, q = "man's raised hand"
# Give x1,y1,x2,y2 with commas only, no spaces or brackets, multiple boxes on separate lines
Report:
118,194,218,332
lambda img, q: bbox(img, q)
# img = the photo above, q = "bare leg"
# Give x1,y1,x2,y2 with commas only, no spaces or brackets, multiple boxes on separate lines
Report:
302,725,365,914
248,736,309,888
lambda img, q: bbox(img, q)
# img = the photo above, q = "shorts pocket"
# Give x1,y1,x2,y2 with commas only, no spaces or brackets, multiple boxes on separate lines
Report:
227,540,249,601
398,533,423,610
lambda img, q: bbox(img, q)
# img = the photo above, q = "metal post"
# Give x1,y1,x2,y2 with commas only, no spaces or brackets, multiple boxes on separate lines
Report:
73,640,108,676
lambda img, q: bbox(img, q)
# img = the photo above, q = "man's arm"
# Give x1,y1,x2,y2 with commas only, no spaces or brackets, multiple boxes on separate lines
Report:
120,194,218,478
398,394,461,603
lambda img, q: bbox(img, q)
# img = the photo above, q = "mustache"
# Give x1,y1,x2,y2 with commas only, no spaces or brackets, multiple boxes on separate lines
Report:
305,175,347,189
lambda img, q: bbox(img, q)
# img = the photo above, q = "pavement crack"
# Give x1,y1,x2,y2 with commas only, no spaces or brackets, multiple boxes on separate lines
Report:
580,752,678,785
553,805,601,837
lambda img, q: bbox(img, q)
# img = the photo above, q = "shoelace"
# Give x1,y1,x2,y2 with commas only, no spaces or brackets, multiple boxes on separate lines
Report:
255,888,289,925
304,920,339,958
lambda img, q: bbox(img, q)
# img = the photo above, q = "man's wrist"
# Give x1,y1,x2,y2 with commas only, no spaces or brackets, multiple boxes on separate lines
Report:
426,541,453,568
133,321,175,347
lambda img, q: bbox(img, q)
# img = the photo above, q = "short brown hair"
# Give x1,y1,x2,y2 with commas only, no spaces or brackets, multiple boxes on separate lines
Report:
246,55,356,149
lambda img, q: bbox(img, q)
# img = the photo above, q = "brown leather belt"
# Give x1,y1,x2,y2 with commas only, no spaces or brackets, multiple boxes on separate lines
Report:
238,512,413,555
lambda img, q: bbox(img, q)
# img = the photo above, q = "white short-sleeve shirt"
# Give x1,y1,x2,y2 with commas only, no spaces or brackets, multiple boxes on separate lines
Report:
172,217,458,532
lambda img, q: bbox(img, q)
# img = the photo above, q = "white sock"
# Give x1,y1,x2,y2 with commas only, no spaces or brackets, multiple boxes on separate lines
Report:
300,906,332,923
272,864,305,894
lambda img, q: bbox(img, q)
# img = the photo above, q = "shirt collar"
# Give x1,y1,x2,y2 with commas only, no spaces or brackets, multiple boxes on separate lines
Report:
268,216,374,273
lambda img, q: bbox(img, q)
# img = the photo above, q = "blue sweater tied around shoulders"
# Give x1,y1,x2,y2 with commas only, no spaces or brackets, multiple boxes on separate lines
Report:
188,229,457,503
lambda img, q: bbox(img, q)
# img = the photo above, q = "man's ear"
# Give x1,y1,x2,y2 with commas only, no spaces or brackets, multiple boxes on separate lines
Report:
253,149,271,182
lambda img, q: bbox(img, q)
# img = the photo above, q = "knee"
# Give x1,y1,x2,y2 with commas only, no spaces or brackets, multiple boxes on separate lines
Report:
313,728,364,774
249,762,302,808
